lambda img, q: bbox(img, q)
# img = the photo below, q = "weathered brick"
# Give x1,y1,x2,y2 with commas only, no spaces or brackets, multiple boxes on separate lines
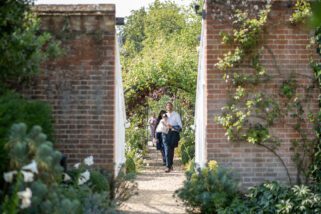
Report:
23,4,116,172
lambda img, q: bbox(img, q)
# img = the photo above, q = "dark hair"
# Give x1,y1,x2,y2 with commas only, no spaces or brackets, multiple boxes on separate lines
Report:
157,110,167,121
152,110,167,138
155,110,166,128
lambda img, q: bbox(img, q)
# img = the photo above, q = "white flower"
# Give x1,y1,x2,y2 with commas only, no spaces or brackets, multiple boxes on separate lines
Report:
74,163,80,169
190,124,195,130
18,188,32,209
134,127,139,130
3,171,17,183
21,171,34,182
63,173,71,182
83,156,94,166
254,5,259,10
22,160,38,174
78,170,90,185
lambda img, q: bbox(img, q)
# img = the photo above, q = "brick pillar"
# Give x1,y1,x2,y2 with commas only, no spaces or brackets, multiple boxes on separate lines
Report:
28,5,116,171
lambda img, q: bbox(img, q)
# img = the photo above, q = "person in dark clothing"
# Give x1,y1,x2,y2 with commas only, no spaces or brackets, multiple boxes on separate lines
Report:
164,102,182,173
154,110,167,166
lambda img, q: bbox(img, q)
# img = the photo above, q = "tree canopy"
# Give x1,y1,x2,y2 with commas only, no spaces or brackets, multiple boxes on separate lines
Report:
0,0,61,93
120,0,201,117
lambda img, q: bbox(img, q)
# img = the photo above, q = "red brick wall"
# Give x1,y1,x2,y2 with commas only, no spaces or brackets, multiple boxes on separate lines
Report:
206,0,319,187
25,5,115,171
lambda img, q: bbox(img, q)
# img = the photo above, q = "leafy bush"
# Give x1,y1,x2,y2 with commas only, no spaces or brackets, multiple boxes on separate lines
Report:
88,170,111,193
82,191,116,214
0,123,75,213
178,160,321,214
0,92,53,176
0,123,130,214
219,182,321,214
126,125,146,155
0,0,62,87
248,182,321,214
125,121,146,173
176,160,240,214
125,153,137,174
178,138,195,165
177,126,195,165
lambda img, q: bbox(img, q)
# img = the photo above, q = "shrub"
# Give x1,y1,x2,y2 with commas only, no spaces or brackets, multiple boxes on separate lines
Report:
0,92,53,176
178,161,321,214
0,123,122,214
177,124,195,165
125,126,146,155
219,182,321,214
125,124,146,173
175,160,240,214
177,137,195,165
125,153,137,174
88,170,111,193
0,0,62,87
177,129,195,165
247,182,321,214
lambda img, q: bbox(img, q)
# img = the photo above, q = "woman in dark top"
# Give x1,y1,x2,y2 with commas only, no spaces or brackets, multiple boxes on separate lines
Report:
154,110,167,166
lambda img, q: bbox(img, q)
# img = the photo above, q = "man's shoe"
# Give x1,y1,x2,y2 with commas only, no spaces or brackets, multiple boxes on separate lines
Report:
165,168,171,173
170,166,173,171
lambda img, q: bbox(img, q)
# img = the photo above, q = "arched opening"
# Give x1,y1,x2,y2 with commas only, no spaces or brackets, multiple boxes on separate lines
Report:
117,1,204,212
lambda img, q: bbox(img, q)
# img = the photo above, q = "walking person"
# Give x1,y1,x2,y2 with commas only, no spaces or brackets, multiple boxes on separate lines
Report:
148,113,157,142
164,102,182,173
155,110,167,166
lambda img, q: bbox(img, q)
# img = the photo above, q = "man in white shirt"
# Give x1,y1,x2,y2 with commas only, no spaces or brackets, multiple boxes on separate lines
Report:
163,102,182,173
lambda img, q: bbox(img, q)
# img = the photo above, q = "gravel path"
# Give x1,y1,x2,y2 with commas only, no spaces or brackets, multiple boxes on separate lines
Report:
118,144,186,214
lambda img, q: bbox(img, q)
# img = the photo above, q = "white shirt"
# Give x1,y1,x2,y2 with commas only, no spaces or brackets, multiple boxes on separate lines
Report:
156,119,169,134
166,111,182,128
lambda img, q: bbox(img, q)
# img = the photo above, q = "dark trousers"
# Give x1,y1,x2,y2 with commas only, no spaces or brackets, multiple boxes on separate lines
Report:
162,134,173,168
156,132,166,164
162,132,179,168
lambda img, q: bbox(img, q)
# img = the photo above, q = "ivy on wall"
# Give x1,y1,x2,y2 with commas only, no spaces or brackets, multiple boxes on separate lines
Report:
213,0,320,185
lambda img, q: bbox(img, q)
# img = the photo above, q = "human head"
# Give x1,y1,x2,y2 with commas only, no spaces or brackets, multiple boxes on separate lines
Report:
162,113,168,119
166,102,173,112
158,110,167,120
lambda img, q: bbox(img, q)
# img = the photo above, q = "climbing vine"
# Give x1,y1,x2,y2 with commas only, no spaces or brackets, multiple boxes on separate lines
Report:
289,0,312,24
309,5,321,182
215,2,275,145
215,0,320,184
288,0,321,183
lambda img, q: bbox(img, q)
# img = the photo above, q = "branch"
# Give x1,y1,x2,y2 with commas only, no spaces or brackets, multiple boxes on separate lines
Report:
257,142,293,185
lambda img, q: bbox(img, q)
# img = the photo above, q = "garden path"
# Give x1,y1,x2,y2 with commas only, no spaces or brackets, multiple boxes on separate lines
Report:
118,143,186,214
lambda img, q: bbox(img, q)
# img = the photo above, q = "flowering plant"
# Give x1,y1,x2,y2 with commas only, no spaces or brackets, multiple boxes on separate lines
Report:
0,124,116,213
